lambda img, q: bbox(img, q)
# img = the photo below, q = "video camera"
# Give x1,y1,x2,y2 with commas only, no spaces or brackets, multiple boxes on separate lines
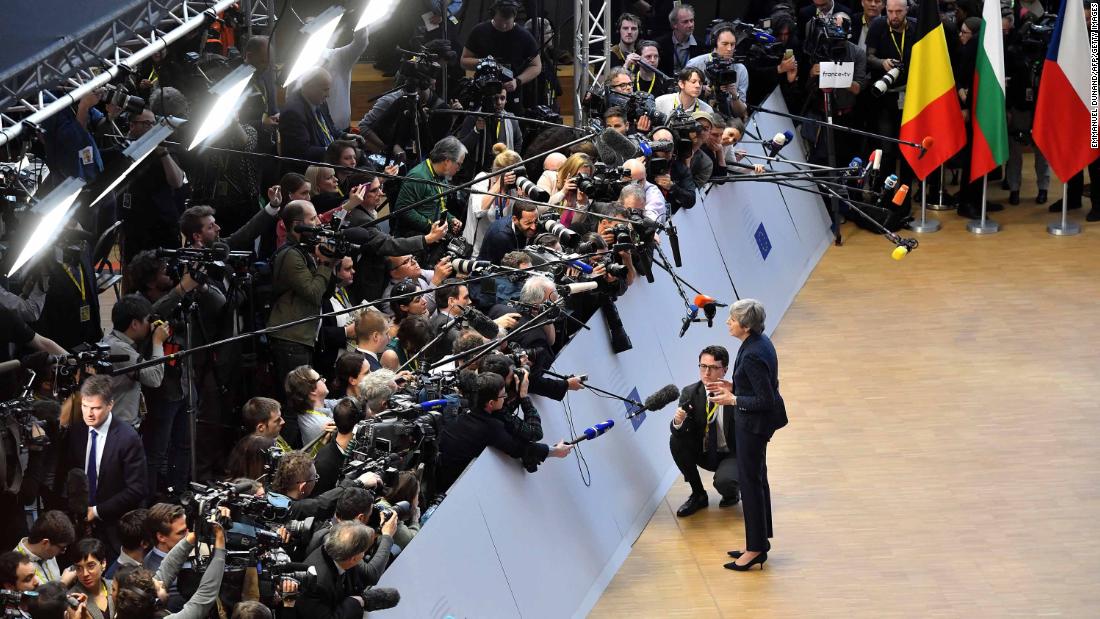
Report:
665,109,704,160
804,14,851,62
398,47,444,92
586,86,668,128
456,56,514,108
293,224,362,260
704,55,740,87
574,162,631,201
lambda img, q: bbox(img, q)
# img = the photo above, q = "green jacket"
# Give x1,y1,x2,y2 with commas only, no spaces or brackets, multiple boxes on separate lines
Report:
269,242,334,347
392,158,457,237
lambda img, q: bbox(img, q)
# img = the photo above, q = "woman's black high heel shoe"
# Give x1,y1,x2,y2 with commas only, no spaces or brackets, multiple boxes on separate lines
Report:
727,550,744,559
724,552,767,571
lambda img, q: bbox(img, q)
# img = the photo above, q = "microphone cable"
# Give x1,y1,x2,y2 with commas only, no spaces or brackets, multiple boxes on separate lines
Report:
554,364,592,487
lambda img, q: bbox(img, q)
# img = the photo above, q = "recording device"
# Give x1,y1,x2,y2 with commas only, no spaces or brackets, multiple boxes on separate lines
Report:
889,234,919,260
666,110,704,160
537,212,578,246
101,83,146,115
872,66,903,96
594,127,644,167
293,224,364,259
585,86,668,129
704,55,740,87
156,242,251,265
678,294,727,336
456,56,515,107
626,384,682,419
450,258,493,275
804,14,851,61
763,131,794,158
574,162,631,201
565,419,614,444
515,175,550,202
396,47,444,92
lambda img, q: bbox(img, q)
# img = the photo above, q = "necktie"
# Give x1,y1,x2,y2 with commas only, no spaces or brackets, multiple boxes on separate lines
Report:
87,429,99,504
704,403,719,469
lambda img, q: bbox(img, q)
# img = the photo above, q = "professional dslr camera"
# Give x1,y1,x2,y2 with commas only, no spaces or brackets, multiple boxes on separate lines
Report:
574,162,631,202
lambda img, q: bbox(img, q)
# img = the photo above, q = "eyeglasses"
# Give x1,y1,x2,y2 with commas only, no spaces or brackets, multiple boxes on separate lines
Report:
309,376,326,385
300,474,320,484
698,364,725,372
368,185,384,194
398,257,417,267
611,82,632,91
131,120,155,128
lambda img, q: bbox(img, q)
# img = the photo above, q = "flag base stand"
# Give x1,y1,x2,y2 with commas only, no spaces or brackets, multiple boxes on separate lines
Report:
927,166,954,211
1047,182,1081,236
910,180,941,233
967,175,1000,235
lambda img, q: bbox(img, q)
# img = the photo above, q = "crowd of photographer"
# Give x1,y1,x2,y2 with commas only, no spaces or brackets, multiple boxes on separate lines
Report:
0,0,1073,615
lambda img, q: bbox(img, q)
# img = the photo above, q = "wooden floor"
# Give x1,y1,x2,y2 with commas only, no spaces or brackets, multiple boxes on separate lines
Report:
591,162,1100,617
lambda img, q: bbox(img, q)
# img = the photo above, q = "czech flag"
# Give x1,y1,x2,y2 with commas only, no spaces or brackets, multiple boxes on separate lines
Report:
1033,0,1100,183
899,0,967,180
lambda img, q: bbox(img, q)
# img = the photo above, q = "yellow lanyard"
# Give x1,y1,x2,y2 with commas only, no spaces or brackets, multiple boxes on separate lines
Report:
335,287,350,307
148,67,158,82
16,546,53,583
63,263,86,301
315,109,333,143
305,409,328,418
890,28,906,59
275,436,292,452
635,72,655,94
673,96,698,113
613,46,625,61
705,401,718,424
496,120,502,139
425,160,447,217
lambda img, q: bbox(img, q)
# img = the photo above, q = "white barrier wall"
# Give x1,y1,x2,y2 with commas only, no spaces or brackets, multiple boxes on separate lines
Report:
376,90,832,618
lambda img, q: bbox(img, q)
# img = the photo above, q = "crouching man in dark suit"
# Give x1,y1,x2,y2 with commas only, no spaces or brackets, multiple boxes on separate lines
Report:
298,521,400,618
669,345,739,517
65,375,147,554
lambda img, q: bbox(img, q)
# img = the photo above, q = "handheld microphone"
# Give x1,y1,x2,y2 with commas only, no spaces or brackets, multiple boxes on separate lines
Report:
566,419,615,444
892,184,910,206
763,131,794,158
872,149,883,172
680,304,699,338
867,148,883,187
889,235,919,260
556,281,599,296
627,384,682,418
847,156,863,177
693,294,728,327
566,258,594,274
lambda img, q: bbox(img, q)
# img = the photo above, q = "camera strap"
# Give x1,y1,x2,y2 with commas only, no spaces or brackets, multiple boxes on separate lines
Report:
889,28,906,58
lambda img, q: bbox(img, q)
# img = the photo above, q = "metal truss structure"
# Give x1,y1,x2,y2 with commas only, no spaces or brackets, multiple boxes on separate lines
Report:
573,0,611,125
0,0,273,149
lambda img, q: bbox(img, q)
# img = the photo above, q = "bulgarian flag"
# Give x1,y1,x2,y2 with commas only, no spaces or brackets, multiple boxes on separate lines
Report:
969,0,1009,182
899,0,967,180
1033,0,1100,182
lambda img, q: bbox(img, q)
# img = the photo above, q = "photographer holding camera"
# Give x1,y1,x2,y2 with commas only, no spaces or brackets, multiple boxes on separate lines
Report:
392,137,465,241
478,201,541,266
437,372,572,493
461,0,542,113
297,521,399,617
655,67,714,117
686,24,749,119
479,354,542,443
457,88,524,169
865,0,917,187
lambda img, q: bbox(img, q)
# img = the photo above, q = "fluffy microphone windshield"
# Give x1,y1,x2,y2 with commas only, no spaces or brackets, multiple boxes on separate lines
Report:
644,384,681,412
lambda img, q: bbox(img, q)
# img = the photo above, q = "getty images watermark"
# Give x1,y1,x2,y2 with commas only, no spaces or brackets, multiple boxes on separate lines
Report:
1092,1,1099,148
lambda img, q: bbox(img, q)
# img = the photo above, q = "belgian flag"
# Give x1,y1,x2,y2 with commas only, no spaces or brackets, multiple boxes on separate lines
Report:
899,0,967,180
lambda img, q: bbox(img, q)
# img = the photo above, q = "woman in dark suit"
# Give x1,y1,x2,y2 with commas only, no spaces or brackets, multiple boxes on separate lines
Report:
706,299,788,571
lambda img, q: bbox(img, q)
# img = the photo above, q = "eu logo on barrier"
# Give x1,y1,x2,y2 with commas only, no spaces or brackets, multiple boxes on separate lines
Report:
754,223,772,260
626,387,645,430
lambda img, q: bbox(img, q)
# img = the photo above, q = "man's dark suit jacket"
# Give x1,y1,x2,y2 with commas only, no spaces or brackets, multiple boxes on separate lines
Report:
65,415,146,522
670,380,734,452
297,536,394,619
732,333,788,439
478,217,529,265
655,34,705,76
312,438,347,496
279,91,339,167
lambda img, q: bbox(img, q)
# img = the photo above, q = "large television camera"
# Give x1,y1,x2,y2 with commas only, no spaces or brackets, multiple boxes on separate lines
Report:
804,15,852,62
178,480,317,606
455,56,514,109
586,86,668,127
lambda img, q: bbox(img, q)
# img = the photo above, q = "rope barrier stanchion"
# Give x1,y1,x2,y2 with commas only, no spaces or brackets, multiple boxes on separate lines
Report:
1047,182,1081,236
927,165,954,211
966,174,1000,234
909,178,941,233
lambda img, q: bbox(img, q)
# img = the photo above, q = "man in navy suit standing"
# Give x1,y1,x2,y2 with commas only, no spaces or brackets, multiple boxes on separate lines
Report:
68,375,147,554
